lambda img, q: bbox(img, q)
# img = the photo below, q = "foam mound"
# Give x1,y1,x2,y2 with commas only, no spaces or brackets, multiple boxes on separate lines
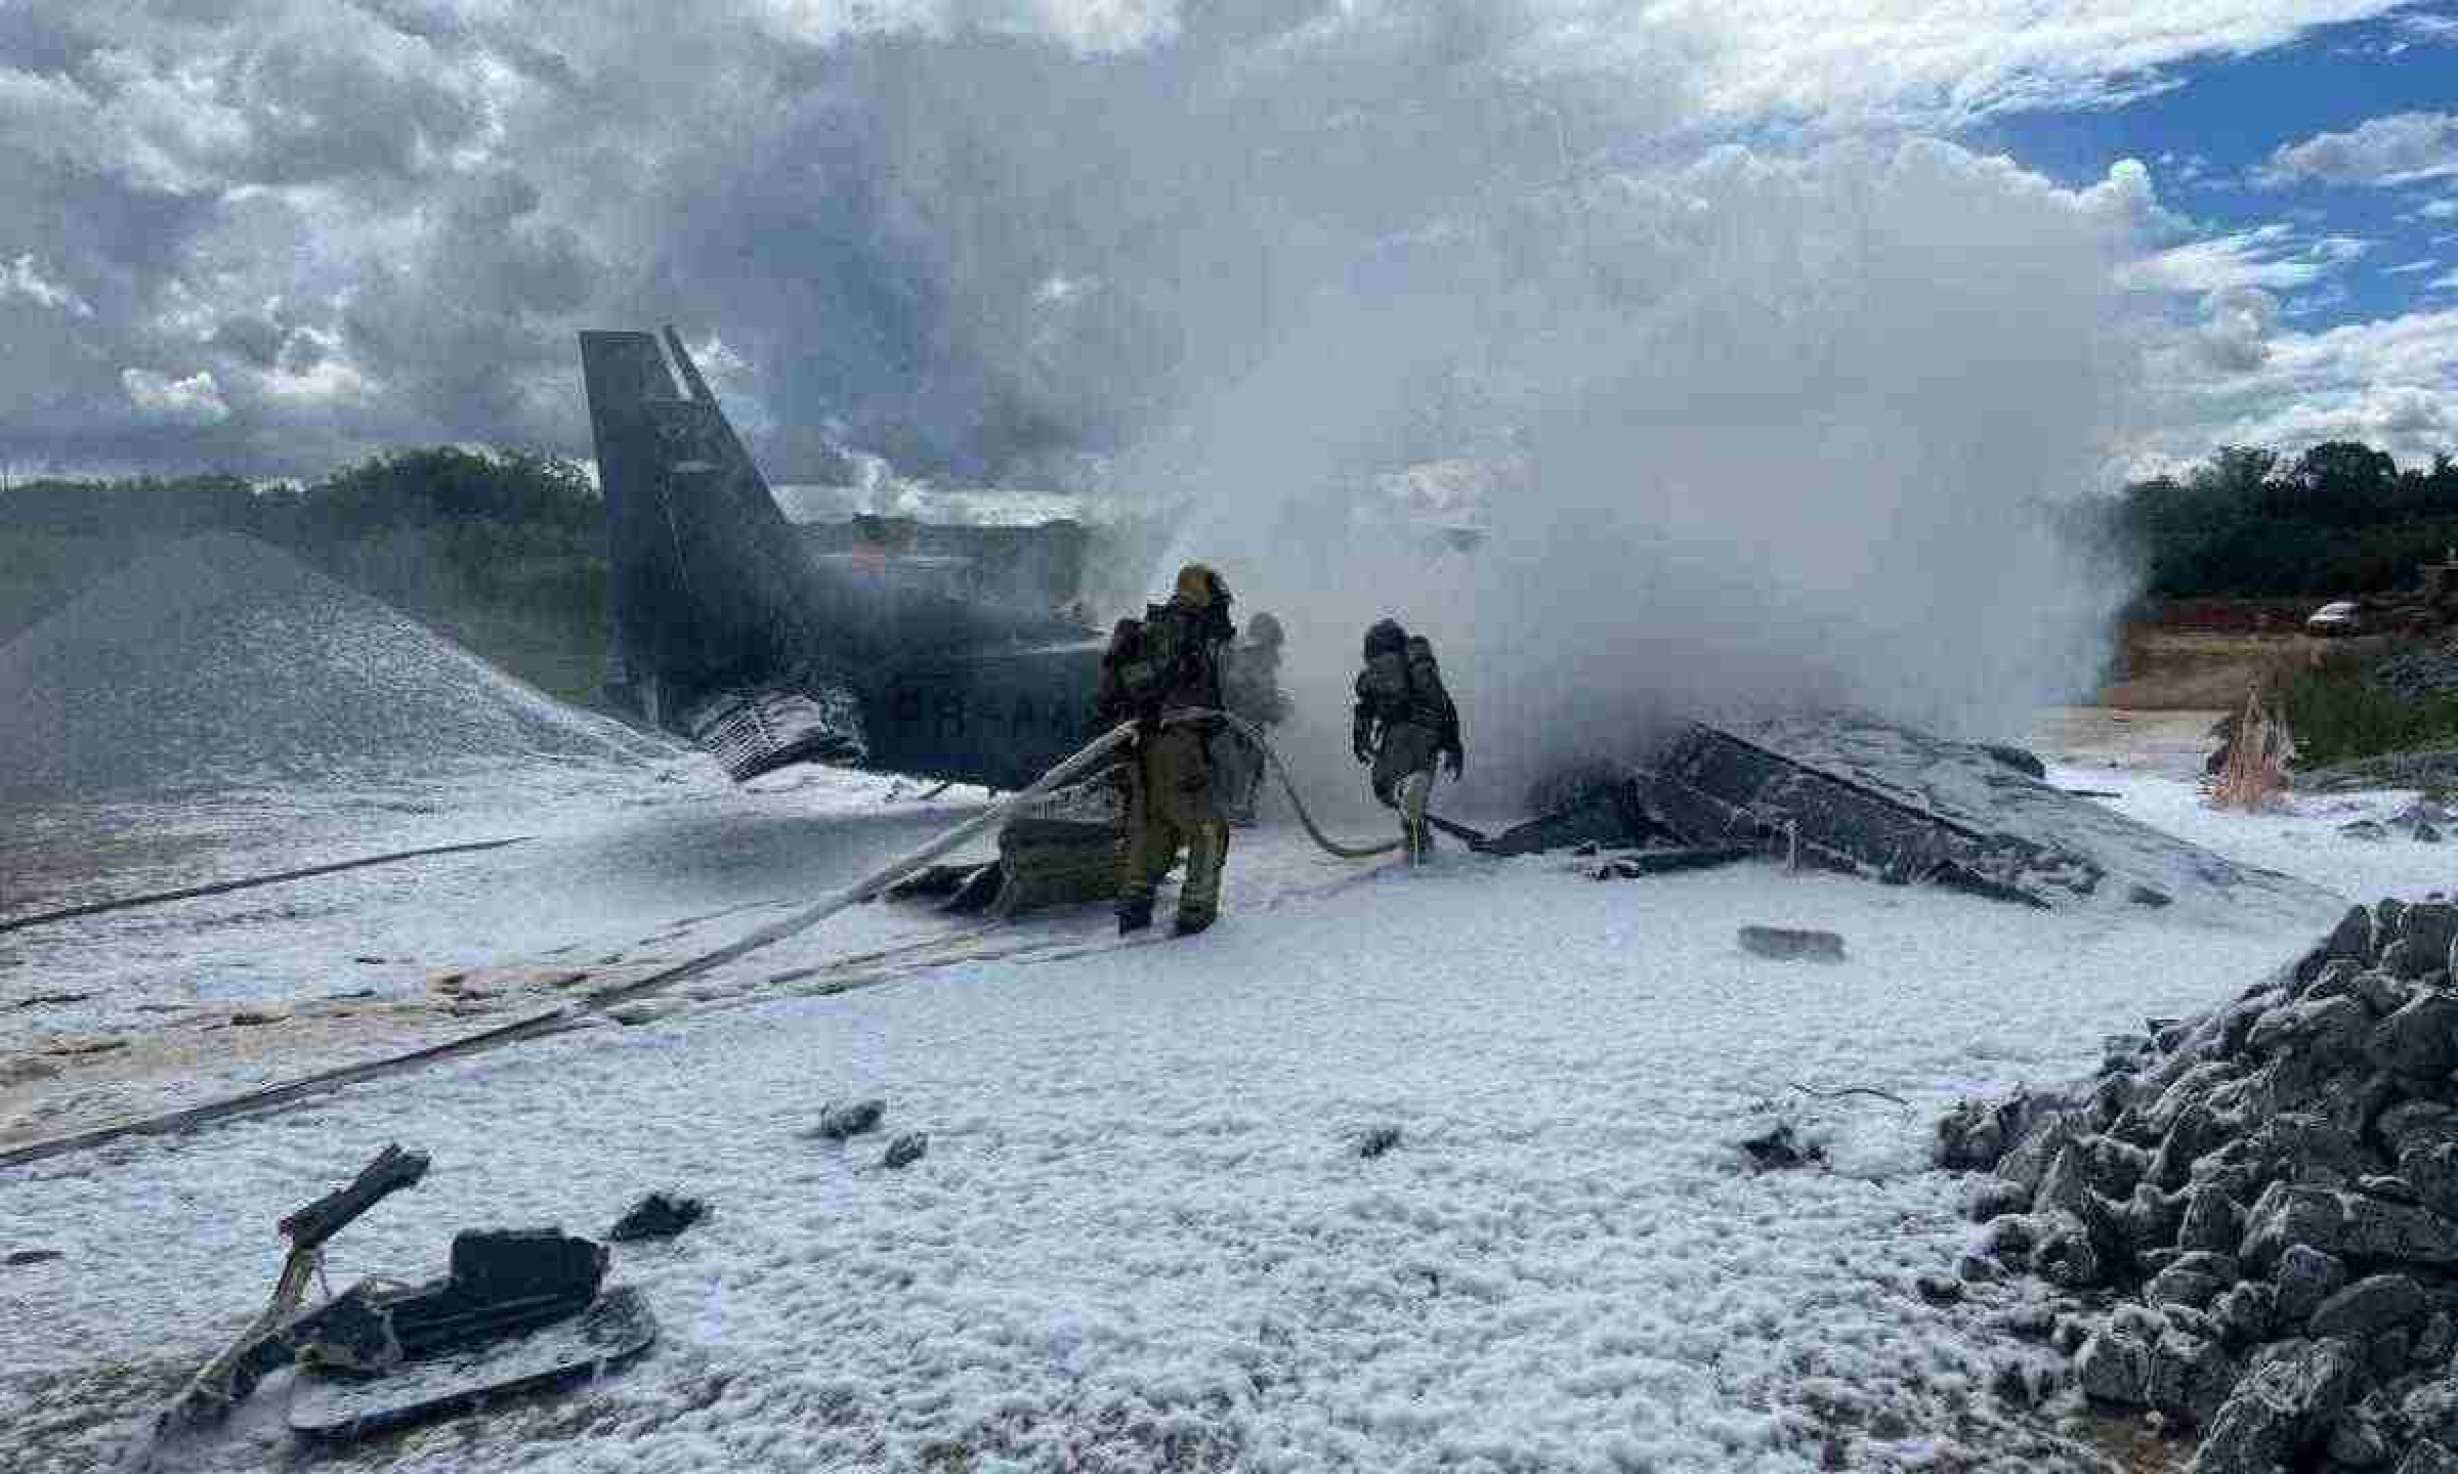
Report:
0,533,671,800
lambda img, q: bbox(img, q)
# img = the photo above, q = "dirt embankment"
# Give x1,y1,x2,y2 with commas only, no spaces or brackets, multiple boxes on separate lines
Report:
2102,604,2379,712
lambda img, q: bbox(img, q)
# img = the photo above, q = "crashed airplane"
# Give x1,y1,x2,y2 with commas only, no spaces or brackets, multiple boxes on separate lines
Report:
580,327,1259,787
579,328,2317,923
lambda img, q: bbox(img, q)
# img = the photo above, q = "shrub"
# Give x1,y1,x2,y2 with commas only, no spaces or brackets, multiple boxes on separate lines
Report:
2274,656,2458,769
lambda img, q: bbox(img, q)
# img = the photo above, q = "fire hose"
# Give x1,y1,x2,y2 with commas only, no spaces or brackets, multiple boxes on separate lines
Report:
0,713,1442,1168
568,708,1427,981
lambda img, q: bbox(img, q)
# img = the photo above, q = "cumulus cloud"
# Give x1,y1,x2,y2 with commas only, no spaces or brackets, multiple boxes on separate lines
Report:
2192,284,2280,372
2131,305,2458,476
120,368,231,425
2121,223,2370,294
2395,10,2458,44
0,253,90,316
1535,0,2415,128
17,0,2458,768
2259,110,2458,188
0,0,2425,478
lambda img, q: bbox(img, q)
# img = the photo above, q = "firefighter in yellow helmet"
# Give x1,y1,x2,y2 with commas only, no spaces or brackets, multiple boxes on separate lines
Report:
1102,562,1236,935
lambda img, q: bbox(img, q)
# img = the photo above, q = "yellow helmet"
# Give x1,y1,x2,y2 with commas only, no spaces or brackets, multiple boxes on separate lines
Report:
1173,562,1228,608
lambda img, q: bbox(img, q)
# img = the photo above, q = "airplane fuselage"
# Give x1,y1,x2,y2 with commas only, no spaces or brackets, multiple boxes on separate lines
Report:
583,327,1183,789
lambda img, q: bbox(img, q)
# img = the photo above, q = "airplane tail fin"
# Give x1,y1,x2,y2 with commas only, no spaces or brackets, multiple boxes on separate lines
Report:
579,328,866,777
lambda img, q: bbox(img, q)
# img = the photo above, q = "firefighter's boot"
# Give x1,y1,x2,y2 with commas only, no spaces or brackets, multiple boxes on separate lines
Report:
1399,770,1433,865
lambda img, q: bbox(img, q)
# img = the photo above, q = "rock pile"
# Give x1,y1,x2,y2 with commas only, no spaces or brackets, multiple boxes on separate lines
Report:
1939,898,2458,1472
2375,643,2458,705
2341,802,2452,845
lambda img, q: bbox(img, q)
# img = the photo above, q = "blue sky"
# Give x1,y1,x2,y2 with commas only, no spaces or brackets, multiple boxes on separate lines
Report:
1980,2,2458,330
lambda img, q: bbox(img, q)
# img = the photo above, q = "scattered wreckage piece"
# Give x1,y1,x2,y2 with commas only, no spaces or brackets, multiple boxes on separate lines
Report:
812,1098,886,1141
986,818,1124,915
609,1191,707,1242
1650,715,2331,913
1477,777,1680,858
1587,845,1755,880
1738,926,1846,963
1741,1122,1826,1171
297,1228,610,1378
158,1143,432,1433
1400,774,1742,873
1490,715,2318,912
884,771,1125,917
135,1146,657,1466
286,1234,654,1445
289,1286,655,1443
1648,725,2078,907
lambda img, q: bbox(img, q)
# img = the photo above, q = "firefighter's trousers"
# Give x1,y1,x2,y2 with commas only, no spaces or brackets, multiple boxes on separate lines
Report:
1120,726,1230,927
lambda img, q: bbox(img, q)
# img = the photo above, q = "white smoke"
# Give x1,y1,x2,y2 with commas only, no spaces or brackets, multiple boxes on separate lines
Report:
1139,141,2152,801
10,1,2165,807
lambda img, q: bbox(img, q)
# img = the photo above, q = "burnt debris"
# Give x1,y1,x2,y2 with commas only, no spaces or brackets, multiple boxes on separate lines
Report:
811,1098,887,1142
140,1146,658,1463
1741,1122,1827,1172
1738,926,1847,963
608,1192,708,1243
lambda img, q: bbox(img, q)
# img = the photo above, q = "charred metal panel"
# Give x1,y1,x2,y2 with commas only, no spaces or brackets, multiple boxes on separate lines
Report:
1480,778,1680,858
1647,725,2098,907
685,683,866,781
861,641,1107,791
795,517,1091,609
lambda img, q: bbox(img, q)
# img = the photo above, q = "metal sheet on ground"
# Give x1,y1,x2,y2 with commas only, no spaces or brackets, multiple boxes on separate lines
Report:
286,1287,657,1443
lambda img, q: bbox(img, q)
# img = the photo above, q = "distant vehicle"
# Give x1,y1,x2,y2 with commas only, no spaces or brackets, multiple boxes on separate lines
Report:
2305,600,2363,636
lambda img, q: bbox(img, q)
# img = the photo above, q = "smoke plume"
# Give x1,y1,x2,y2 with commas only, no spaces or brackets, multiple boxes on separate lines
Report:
1121,138,2153,800
3,1,2162,798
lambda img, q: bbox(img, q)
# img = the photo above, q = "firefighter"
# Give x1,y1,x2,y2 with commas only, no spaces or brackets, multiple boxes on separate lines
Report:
1352,618,1463,864
1215,610,1288,826
1096,616,1145,728
1107,563,1237,935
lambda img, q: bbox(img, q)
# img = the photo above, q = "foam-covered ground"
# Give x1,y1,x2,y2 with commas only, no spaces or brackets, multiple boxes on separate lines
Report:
2,849,2334,1474
0,532,668,804
2042,714,2458,906
11,720,2454,1473
0,759,1026,1144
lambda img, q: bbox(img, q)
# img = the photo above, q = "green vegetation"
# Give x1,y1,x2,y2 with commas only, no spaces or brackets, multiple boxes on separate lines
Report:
2122,442,2458,599
0,449,611,703
2116,442,2458,768
2275,657,2458,771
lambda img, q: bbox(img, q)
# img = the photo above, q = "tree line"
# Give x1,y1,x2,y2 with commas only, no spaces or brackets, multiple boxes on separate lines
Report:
2121,442,2458,599
10,436,2456,699
0,449,611,700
